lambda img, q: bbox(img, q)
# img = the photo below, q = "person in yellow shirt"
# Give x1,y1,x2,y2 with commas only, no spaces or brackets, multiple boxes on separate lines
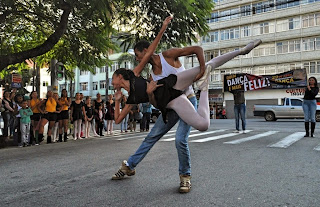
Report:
58,89,71,142
37,90,58,144
29,91,41,145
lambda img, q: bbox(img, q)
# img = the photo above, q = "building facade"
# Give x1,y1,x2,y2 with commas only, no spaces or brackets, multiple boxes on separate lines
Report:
57,53,133,99
185,0,320,118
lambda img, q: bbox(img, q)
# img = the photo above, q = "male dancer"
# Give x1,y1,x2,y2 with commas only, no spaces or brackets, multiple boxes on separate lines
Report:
112,41,206,193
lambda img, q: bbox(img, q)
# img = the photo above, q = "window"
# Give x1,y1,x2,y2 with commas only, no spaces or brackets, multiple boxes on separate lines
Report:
80,70,88,75
92,82,98,90
302,38,315,51
289,17,300,30
253,22,275,35
302,13,320,28
80,82,88,91
316,37,320,50
42,81,49,86
210,31,219,42
59,84,66,92
241,5,251,17
241,25,251,37
100,66,106,73
111,62,119,72
100,80,106,89
304,61,320,74
291,99,303,106
220,27,239,41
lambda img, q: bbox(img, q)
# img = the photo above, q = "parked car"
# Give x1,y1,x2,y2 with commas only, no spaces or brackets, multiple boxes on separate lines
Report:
253,97,320,121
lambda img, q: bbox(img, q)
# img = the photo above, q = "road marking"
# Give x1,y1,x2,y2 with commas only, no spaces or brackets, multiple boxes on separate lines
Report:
161,129,227,141
224,131,279,144
190,130,252,143
268,132,305,148
313,144,320,151
117,129,181,141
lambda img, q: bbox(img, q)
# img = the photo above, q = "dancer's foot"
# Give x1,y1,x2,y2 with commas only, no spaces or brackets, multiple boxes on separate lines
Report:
179,175,191,193
112,160,136,180
239,39,262,55
195,65,211,91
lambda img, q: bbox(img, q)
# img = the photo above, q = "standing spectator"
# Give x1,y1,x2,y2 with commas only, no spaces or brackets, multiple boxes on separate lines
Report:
105,94,115,135
58,89,71,142
9,91,16,136
19,99,33,147
140,102,152,132
1,91,14,137
120,95,129,133
303,77,319,137
93,93,104,135
231,90,246,133
95,103,104,136
70,93,86,140
12,94,23,146
29,91,41,145
52,92,61,142
38,90,58,144
129,104,139,132
84,96,96,138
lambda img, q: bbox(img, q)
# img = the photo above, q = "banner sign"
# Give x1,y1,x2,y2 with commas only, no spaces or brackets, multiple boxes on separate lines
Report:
224,69,307,92
11,73,22,88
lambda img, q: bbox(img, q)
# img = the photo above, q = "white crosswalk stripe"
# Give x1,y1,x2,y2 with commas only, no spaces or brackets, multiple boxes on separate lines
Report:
119,129,184,141
224,131,279,144
190,130,252,143
313,144,320,151
161,129,227,142
268,132,305,148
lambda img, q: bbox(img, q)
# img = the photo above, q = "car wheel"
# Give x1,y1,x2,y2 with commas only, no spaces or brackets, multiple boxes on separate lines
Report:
264,112,276,121
316,112,320,122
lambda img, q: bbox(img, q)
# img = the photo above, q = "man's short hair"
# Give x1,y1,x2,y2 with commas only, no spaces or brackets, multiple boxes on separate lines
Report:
134,40,150,52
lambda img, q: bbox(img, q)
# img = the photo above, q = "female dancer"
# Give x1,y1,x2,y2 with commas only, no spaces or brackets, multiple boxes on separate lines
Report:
58,89,71,142
105,94,115,135
70,93,86,140
112,44,262,131
93,93,104,135
84,96,95,138
303,77,319,137
38,90,58,144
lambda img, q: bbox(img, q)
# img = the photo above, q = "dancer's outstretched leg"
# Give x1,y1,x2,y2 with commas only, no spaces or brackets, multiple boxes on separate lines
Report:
173,39,262,91
167,66,211,131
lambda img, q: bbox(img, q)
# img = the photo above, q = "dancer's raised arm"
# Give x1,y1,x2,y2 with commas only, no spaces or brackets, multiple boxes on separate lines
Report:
133,16,173,77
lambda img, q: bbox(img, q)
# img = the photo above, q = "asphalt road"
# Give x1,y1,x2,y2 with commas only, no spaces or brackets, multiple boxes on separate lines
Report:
1,119,320,207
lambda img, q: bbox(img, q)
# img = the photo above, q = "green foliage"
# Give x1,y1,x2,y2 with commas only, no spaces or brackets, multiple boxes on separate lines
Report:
0,0,214,72
116,0,214,51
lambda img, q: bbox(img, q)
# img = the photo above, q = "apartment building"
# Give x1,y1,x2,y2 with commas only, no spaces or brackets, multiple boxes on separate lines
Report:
185,0,320,118
57,53,134,99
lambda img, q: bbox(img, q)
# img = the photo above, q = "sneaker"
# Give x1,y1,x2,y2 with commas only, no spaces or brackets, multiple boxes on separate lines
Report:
242,130,247,134
233,130,240,133
112,160,136,180
179,175,191,193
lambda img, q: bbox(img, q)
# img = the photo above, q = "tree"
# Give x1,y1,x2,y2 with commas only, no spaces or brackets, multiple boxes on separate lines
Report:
0,0,214,71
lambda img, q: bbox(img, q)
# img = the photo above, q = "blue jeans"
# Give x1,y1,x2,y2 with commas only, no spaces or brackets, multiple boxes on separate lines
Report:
120,114,129,132
234,103,246,131
303,99,317,122
127,96,197,175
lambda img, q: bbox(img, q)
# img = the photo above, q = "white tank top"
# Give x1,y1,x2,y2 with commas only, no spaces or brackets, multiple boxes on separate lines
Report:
151,53,194,96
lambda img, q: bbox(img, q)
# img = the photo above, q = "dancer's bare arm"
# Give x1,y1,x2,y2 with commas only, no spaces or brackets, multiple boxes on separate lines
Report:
162,46,205,81
114,90,133,124
133,16,173,77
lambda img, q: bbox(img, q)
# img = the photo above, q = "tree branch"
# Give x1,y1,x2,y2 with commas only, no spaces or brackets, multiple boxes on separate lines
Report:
0,5,72,71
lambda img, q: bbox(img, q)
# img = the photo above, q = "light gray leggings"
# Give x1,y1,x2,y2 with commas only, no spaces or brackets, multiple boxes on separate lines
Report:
167,49,242,131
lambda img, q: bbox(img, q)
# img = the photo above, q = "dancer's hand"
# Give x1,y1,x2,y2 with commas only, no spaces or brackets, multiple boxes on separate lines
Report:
114,90,122,101
193,64,206,82
162,16,173,29
147,81,163,94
